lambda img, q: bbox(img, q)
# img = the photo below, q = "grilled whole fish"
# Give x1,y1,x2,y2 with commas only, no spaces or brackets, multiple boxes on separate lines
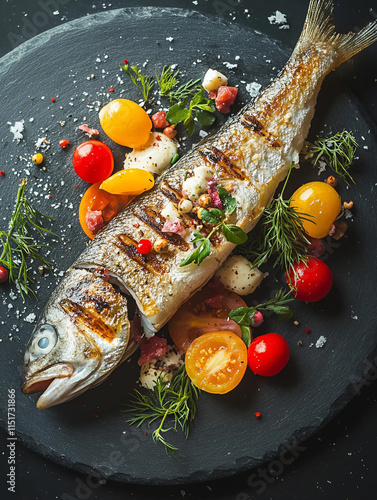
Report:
22,0,377,409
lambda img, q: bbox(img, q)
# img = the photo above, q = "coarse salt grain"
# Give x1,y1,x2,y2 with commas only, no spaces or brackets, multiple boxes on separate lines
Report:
315,336,327,348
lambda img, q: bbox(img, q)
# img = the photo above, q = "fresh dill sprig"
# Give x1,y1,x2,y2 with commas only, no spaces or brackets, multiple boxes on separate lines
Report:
156,65,180,97
125,365,199,458
236,163,312,274
0,180,56,299
166,79,201,104
119,62,154,101
229,289,294,346
305,130,358,185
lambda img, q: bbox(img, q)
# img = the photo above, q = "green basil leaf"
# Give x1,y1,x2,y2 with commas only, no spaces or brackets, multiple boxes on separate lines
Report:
196,238,211,265
241,326,252,348
217,186,237,214
228,306,256,326
184,115,195,136
191,88,204,106
191,230,206,243
179,248,199,267
222,224,248,245
201,208,224,224
195,109,216,126
166,104,190,125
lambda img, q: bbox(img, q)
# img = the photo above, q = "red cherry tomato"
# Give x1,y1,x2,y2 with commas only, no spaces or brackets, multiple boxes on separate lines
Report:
0,266,9,283
72,140,114,183
286,256,332,302
248,333,290,377
137,239,153,255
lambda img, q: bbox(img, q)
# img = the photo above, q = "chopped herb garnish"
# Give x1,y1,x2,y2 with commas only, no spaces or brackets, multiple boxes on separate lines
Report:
125,365,199,457
305,130,358,185
229,289,294,347
166,78,202,104
236,162,312,276
119,62,154,101
166,88,216,136
0,180,56,299
180,189,247,267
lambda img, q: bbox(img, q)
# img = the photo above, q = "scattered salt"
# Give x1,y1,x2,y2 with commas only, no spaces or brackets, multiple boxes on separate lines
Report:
268,10,290,29
246,82,261,97
24,313,36,323
223,61,238,69
8,120,25,143
315,336,327,348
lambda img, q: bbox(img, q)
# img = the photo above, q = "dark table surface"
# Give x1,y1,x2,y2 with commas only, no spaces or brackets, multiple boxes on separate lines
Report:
1,1,377,499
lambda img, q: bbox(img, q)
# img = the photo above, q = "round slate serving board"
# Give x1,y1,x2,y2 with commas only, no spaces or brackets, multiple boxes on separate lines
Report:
0,7,377,485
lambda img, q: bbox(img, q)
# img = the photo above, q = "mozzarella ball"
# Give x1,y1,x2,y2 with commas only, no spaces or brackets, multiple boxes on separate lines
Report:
202,68,228,92
139,346,184,390
123,132,177,176
215,255,263,295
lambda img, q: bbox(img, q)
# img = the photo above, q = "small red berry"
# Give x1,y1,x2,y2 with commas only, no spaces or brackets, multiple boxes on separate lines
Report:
109,87,114,92
0,267,9,283
255,412,261,418
124,59,128,64
137,239,153,255
51,97,55,102
59,139,71,148
0,171,4,176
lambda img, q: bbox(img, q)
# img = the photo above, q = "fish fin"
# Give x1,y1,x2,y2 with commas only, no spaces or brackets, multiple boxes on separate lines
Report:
297,0,377,67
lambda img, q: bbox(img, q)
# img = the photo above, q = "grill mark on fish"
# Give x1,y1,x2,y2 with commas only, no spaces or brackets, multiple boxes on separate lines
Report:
116,234,166,276
242,114,282,149
160,182,183,204
59,298,116,342
200,147,246,180
133,207,189,251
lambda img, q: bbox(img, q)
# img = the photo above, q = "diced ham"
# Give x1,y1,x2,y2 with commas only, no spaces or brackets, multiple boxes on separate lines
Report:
79,124,99,137
307,236,325,257
86,210,104,233
152,111,169,129
162,220,185,234
209,90,218,99
207,178,222,209
138,336,168,366
215,86,238,114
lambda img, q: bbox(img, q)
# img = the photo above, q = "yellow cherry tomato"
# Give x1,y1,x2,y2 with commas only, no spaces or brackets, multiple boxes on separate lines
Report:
290,181,341,238
99,99,152,148
185,331,248,394
99,168,154,195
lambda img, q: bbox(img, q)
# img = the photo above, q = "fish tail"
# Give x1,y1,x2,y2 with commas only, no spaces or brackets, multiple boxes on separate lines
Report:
296,0,377,67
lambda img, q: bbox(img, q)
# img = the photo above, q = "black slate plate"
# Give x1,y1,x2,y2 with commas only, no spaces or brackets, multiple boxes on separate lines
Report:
0,7,377,485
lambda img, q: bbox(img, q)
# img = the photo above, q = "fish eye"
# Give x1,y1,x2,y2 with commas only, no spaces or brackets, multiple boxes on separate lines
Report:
31,324,58,356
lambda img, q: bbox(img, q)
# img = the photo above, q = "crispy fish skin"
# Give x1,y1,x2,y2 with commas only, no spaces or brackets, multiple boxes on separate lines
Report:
21,0,377,408
75,0,377,333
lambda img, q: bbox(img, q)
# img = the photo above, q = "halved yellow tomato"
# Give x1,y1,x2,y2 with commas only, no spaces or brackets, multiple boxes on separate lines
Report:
185,331,248,394
168,284,249,353
100,168,154,195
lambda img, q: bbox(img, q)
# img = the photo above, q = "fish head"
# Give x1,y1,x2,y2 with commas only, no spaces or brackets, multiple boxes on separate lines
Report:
21,269,131,409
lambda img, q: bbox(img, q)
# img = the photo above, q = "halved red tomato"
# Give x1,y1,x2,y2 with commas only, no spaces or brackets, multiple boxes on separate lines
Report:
168,282,250,353
185,331,248,394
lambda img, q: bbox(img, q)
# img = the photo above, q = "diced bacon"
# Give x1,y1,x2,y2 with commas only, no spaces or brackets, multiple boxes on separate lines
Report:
86,210,104,233
209,90,218,99
162,220,185,234
215,86,238,114
138,336,168,366
205,294,224,309
79,124,99,137
307,236,325,257
207,178,222,209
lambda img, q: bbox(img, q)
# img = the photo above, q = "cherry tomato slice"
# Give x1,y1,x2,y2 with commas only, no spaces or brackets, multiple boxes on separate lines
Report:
99,168,154,195
185,331,248,394
290,182,341,238
168,284,248,353
73,140,114,184
286,256,332,302
79,182,133,239
248,333,290,377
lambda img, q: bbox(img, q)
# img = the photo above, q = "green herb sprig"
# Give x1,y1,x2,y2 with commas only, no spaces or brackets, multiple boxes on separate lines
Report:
236,163,312,275
166,78,202,104
119,62,154,101
0,180,56,299
180,187,247,267
229,289,294,347
126,365,199,457
156,65,180,98
167,88,216,136
305,130,358,185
